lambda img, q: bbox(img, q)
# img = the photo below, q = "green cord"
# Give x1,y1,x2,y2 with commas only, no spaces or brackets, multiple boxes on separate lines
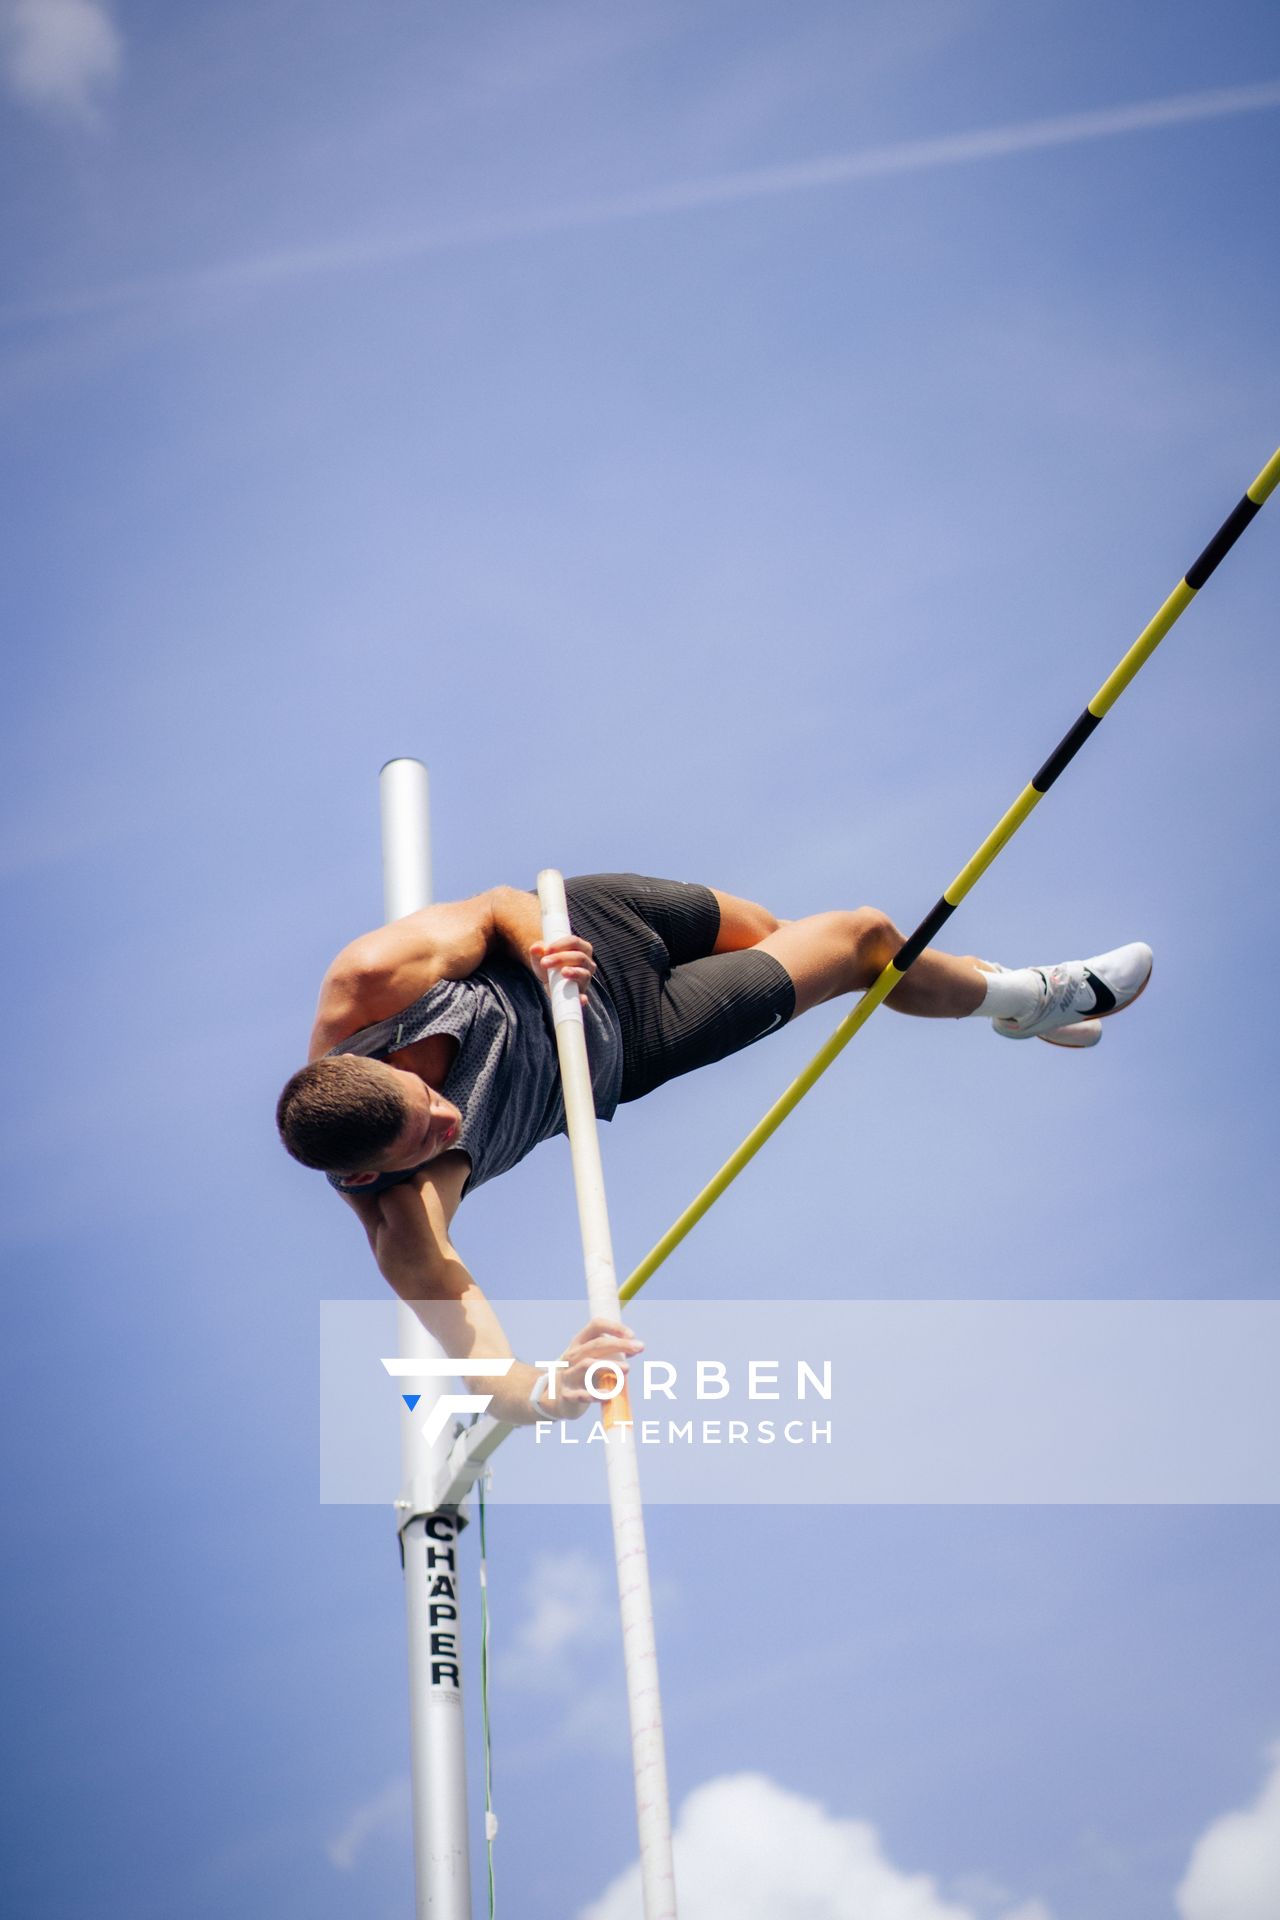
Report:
478,1468,497,1917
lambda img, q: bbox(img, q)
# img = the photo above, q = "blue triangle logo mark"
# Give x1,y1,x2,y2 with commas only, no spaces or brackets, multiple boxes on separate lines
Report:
402,1393,421,1412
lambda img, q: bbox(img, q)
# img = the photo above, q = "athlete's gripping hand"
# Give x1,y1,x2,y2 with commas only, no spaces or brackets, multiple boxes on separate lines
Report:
527,934,597,1008
530,1316,644,1421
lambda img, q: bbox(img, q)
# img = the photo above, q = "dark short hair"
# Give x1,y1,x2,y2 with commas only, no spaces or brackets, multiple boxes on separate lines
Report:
276,1055,410,1171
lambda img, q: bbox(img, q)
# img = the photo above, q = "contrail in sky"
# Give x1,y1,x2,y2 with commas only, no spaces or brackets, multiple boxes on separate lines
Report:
6,79,1280,326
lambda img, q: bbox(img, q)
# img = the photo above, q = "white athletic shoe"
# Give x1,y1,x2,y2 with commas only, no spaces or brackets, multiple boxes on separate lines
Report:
1037,1017,1103,1049
992,942,1153,1042
979,961,1103,1047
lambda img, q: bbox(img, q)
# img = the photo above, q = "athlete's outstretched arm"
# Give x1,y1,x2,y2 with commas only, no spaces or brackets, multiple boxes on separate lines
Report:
309,885,593,1056
341,1160,639,1425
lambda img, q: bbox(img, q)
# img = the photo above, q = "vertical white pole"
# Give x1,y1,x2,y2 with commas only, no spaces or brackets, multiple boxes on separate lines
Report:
537,869,679,1920
381,758,474,1920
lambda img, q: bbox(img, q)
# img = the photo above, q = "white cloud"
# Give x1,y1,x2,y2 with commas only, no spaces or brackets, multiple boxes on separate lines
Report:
501,1548,618,1690
497,1548,633,1759
1176,1743,1280,1920
1,0,121,118
579,1772,1052,1920
326,1775,410,1872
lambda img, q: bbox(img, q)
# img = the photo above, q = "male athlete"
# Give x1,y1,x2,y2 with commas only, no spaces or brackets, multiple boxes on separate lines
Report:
278,874,1151,1426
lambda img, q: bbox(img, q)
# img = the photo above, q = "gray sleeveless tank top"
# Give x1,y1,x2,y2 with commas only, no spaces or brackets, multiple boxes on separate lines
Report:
327,958,623,1198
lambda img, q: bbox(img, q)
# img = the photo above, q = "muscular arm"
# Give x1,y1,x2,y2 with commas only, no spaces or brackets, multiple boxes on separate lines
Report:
309,885,543,1058
342,1157,544,1425
341,1161,641,1427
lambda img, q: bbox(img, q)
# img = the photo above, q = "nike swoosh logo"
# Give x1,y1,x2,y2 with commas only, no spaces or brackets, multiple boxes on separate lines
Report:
1084,968,1117,1015
752,1011,785,1042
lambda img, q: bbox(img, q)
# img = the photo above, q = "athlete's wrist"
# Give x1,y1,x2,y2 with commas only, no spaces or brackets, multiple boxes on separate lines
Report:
523,1360,558,1423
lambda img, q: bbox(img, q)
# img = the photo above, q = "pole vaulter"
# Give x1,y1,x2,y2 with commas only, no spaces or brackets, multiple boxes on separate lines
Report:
285,447,1276,1914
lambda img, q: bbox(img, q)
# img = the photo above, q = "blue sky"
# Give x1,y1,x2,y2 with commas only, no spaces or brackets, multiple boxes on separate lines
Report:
2,2,1279,1916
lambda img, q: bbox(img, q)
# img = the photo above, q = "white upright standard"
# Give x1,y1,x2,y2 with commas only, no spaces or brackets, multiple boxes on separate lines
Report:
380,757,475,1920
537,868,679,1920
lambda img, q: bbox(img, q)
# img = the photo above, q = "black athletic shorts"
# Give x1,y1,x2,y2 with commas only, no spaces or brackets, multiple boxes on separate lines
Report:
563,873,796,1104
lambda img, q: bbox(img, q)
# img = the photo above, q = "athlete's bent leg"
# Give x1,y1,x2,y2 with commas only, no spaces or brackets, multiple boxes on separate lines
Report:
750,908,988,1019
706,893,1151,1041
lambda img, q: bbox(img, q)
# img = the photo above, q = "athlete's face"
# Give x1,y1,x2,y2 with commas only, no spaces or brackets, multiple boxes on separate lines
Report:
339,1069,462,1186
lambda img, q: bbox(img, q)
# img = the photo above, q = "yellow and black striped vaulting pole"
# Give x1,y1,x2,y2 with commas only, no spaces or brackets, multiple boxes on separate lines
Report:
619,446,1280,1305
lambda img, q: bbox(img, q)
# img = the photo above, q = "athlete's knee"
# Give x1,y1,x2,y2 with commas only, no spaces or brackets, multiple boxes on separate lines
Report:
844,906,901,977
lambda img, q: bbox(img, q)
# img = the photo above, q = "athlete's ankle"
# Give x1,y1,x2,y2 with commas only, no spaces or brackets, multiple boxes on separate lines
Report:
972,961,1045,1025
